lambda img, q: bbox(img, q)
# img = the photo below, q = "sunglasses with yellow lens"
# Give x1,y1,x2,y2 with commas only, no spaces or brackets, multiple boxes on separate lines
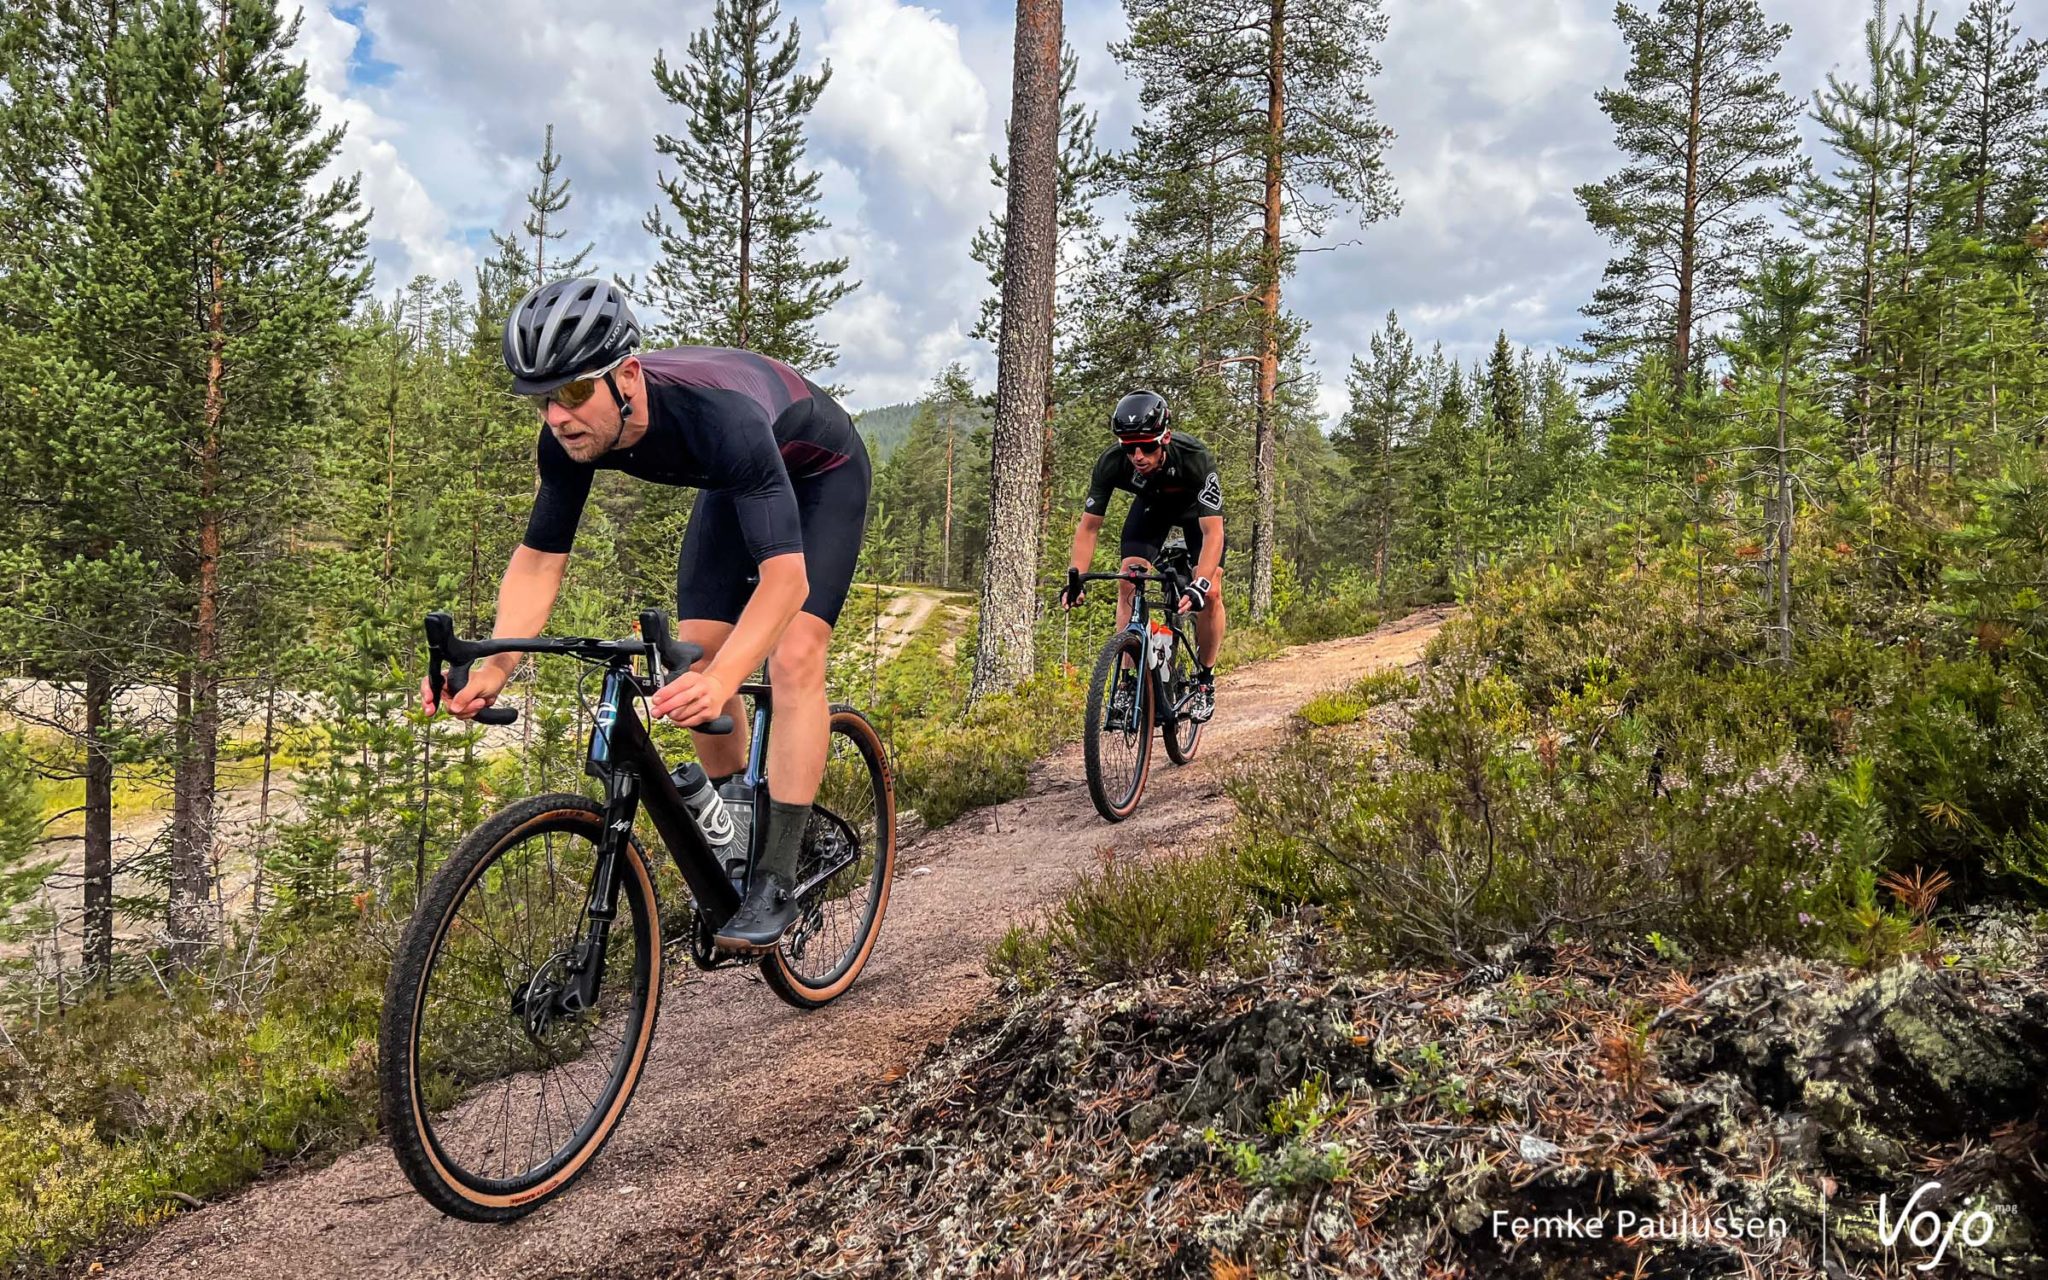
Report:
521,357,626,414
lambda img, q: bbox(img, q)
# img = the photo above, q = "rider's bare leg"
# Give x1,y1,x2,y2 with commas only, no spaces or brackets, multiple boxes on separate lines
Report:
676,618,748,779
1194,571,1225,668
762,613,831,805
675,615,831,804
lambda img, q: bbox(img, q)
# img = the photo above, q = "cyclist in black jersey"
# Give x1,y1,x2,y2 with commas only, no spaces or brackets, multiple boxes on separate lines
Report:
1059,390,1226,721
419,276,870,953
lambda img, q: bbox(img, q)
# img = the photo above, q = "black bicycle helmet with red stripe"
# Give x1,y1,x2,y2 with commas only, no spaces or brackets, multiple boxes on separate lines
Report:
503,276,642,394
1110,389,1170,443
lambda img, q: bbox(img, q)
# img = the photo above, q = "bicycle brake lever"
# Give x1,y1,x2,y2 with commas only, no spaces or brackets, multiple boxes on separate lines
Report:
425,611,516,725
446,661,518,726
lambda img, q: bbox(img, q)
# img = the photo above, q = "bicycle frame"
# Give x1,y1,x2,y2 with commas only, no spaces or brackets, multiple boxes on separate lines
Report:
1078,567,1202,731
425,608,772,1001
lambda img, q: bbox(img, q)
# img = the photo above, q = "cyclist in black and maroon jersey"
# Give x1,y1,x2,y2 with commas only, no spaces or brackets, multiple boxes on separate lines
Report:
1059,390,1227,721
419,276,870,953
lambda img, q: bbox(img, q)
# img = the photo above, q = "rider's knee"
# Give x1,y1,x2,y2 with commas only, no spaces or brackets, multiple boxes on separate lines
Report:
767,624,828,690
674,619,732,671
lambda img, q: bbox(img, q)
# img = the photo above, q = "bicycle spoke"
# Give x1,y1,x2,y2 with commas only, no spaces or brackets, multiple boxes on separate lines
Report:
403,808,655,1197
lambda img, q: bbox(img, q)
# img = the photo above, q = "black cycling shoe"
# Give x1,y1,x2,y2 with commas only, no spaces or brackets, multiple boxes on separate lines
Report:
713,874,799,952
1188,672,1216,723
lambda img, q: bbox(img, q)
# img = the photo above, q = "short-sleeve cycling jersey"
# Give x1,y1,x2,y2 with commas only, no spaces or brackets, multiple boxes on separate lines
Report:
1082,432,1225,520
521,346,860,562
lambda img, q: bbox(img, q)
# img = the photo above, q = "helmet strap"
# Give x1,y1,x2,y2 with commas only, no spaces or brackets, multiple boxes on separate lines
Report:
605,369,633,421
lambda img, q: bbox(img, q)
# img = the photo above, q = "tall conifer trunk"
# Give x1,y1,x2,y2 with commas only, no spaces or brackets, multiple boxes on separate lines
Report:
1250,0,1284,619
969,0,1061,700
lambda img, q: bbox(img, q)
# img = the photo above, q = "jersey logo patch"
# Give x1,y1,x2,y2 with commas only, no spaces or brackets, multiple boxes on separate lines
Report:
1199,472,1223,511
1085,496,1097,509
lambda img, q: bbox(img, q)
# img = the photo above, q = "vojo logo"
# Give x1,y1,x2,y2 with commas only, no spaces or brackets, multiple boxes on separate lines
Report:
596,704,617,728
1871,1182,1997,1271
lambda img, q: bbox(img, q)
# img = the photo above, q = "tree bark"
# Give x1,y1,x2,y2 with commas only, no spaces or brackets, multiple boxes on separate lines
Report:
82,663,113,991
968,0,1061,701
171,0,233,969
1671,0,1706,395
1249,0,1285,620
942,412,955,590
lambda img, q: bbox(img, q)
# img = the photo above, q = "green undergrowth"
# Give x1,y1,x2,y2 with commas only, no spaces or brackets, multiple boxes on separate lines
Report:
1295,669,1418,728
0,912,387,1270
997,519,2048,988
892,669,1084,829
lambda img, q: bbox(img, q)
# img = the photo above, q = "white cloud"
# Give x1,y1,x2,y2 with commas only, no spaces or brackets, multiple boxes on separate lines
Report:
1315,380,1350,428
285,2,473,285
813,0,992,213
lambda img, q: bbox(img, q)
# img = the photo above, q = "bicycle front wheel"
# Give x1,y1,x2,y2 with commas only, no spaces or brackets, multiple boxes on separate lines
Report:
1084,630,1153,821
379,795,661,1222
762,706,897,1008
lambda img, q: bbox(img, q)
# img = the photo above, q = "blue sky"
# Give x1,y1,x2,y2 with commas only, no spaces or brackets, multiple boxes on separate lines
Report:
288,0,1881,418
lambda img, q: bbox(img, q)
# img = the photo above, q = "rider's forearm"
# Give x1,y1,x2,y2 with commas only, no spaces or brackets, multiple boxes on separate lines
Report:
1069,519,1101,571
485,545,568,676
1195,518,1225,583
705,552,807,692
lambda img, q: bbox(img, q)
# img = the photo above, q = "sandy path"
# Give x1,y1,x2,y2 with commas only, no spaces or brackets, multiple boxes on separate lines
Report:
111,607,1448,1280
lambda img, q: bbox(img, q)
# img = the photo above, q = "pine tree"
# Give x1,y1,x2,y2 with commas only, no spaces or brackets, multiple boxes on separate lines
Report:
1575,0,1801,397
641,0,853,369
73,0,368,965
1936,0,2045,242
1336,311,1420,598
1727,253,1827,663
0,0,143,990
480,124,594,324
1482,330,1526,446
1113,0,1397,618
1793,0,1903,448
523,124,593,287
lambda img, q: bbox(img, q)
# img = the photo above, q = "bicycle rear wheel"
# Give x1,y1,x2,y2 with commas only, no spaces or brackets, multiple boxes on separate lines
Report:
1084,630,1153,821
379,795,660,1222
762,706,896,1008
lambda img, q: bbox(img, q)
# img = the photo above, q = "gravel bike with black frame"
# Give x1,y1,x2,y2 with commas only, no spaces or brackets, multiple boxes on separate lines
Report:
1073,542,1207,822
378,607,894,1222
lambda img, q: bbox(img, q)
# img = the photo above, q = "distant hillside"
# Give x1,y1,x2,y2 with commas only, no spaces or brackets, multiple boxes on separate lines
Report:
854,401,921,463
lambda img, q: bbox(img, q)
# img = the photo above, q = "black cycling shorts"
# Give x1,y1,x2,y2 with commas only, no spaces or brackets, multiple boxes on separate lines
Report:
1118,492,1225,569
675,397,871,627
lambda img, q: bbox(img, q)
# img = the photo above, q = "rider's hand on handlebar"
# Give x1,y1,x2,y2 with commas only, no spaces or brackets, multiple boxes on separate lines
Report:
423,661,510,720
1061,567,1086,609
652,668,732,727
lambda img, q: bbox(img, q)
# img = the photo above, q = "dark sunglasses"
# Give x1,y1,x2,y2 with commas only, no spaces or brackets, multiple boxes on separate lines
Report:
521,358,625,413
1122,439,1164,456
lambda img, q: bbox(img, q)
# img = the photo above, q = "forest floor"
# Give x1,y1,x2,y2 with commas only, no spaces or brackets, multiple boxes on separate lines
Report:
97,607,1448,1279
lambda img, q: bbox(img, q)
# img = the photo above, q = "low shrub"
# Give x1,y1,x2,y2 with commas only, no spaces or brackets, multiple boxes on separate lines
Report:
0,916,387,1270
892,670,1083,829
1041,848,1245,983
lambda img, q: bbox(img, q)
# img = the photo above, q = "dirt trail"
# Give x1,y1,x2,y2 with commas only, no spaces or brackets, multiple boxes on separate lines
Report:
111,608,1449,1280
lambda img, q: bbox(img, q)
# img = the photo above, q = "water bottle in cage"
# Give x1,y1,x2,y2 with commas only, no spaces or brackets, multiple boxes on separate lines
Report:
670,763,736,853
1148,620,1173,670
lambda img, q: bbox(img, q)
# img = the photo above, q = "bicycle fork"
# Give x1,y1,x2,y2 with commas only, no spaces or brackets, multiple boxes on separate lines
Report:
526,768,639,1022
